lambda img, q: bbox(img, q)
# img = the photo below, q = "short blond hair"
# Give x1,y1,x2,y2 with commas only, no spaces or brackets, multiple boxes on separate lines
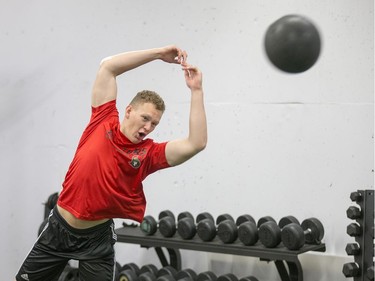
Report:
129,90,165,112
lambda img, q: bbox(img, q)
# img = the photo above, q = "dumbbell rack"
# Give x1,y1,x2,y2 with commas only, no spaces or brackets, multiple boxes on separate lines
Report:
344,189,374,280
115,226,325,281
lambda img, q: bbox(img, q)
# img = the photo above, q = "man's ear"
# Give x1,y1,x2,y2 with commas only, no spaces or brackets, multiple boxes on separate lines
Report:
125,105,132,118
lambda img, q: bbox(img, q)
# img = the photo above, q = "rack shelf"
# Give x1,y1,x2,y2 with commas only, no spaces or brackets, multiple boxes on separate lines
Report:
115,226,326,281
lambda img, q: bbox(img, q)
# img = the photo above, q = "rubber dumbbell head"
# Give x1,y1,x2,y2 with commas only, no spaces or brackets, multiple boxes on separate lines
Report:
346,206,361,220
256,216,276,247
342,262,360,277
196,212,216,242
159,210,176,238
118,263,141,281
278,216,299,228
236,215,256,226
258,221,280,248
302,218,324,243
216,214,237,243
257,216,276,228
139,264,159,281
176,269,197,281
281,218,324,250
257,216,279,248
197,271,217,281
217,274,238,281
236,215,258,246
157,266,178,281
259,216,299,248
177,211,196,240
141,215,158,235
350,191,362,202
347,222,361,237
345,243,360,256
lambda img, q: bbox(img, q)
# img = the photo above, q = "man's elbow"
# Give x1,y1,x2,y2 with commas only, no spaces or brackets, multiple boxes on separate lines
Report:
100,56,113,66
194,138,207,153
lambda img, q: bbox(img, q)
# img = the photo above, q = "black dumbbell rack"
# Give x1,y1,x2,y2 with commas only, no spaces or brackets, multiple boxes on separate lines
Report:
344,189,374,281
115,225,325,281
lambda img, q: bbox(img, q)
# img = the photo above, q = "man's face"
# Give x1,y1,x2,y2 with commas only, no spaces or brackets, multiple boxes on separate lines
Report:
123,102,163,144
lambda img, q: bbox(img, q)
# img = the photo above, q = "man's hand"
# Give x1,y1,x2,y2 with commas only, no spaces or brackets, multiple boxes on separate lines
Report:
182,64,203,91
159,45,188,65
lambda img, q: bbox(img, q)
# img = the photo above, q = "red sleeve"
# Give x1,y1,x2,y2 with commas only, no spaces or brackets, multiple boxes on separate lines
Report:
90,100,117,127
143,141,170,177
78,100,118,147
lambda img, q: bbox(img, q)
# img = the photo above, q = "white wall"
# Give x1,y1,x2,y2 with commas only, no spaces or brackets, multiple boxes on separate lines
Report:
0,0,373,280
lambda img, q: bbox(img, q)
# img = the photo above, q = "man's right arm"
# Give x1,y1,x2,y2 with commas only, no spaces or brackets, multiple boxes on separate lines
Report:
91,46,187,107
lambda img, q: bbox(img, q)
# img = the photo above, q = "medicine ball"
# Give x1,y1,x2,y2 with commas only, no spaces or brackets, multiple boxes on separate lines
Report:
264,14,321,73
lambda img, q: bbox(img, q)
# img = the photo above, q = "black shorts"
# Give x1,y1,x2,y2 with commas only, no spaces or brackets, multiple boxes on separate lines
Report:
16,207,118,281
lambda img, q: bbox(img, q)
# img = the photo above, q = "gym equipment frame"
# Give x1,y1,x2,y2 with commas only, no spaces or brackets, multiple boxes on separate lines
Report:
115,225,326,281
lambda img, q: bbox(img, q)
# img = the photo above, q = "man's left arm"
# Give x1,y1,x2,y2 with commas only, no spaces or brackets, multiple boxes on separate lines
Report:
165,64,207,166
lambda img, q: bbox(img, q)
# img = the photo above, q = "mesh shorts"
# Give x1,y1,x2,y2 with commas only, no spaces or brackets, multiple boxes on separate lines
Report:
16,206,118,281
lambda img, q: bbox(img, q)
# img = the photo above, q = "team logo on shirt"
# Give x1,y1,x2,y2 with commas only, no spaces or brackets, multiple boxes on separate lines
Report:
129,156,141,169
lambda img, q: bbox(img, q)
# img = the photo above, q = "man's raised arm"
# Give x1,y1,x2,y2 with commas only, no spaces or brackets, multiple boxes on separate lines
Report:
91,46,187,107
165,64,207,166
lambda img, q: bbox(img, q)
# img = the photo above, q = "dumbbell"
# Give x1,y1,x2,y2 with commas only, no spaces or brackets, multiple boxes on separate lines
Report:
345,243,360,256
177,211,197,239
350,191,362,202
157,266,178,281
255,216,277,248
238,215,278,246
118,263,141,281
216,214,238,243
176,269,197,281
342,262,360,278
343,263,374,279
196,213,236,243
216,214,259,244
281,217,324,250
239,215,298,248
196,212,216,241
123,265,177,281
346,206,361,219
141,210,176,237
138,264,159,281
236,214,258,246
158,211,177,237
258,216,300,248
217,273,259,281
141,215,158,235
346,222,362,237
197,271,217,281
217,273,237,281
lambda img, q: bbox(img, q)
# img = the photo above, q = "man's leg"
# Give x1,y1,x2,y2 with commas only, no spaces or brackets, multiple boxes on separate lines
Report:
15,247,69,281
79,254,116,281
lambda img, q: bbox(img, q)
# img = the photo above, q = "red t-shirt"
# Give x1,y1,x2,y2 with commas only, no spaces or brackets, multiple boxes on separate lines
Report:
57,100,170,222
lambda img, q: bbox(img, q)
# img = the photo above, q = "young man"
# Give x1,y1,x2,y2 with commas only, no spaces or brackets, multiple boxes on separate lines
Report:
15,45,207,281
